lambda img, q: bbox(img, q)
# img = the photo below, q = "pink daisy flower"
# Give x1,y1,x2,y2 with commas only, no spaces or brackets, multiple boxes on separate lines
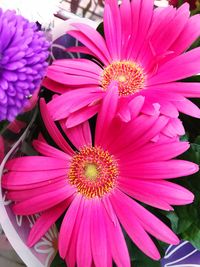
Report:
45,0,200,128
2,90,198,266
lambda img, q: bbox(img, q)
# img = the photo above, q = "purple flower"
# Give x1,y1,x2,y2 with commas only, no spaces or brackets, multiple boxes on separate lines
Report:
161,241,200,266
0,9,50,121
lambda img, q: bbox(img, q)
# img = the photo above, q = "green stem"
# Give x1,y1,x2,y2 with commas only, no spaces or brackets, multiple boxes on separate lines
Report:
0,120,9,136
178,0,184,7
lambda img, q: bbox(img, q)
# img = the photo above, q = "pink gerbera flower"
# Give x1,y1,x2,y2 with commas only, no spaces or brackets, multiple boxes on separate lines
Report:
44,0,200,128
2,91,198,266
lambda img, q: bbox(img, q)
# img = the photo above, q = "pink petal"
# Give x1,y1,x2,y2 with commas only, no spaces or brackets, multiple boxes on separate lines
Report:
174,98,200,118
140,101,161,116
162,120,183,138
5,156,67,171
170,14,200,57
111,189,179,245
64,196,84,267
141,85,200,119
13,185,75,215
138,7,175,68
43,77,69,94
117,96,145,123
71,23,111,62
169,118,185,136
128,95,145,118
32,140,70,160
148,6,175,42
151,82,200,98
7,179,69,201
104,2,121,60
76,200,92,267
95,82,119,147
91,199,110,267
128,0,141,57
8,119,26,134
123,141,189,163
124,191,173,211
117,99,132,122
28,198,72,247
48,88,103,121
110,191,161,260
102,197,118,226
131,0,154,59
149,4,189,57
108,114,158,152
59,195,82,259
148,47,200,85
156,100,179,118
3,176,64,191
103,198,130,267
126,115,169,151
47,69,99,86
142,88,184,101
40,99,74,155
108,114,168,155
120,160,198,179
68,28,110,65
0,136,4,162
66,46,97,58
120,0,132,59
66,103,100,128
119,178,194,208
53,58,102,76
61,120,92,149
50,64,100,80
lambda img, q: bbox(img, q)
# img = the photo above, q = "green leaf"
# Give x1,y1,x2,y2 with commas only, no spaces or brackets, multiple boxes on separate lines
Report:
165,140,200,250
194,136,200,145
96,22,104,37
131,259,161,267
129,244,161,267
125,235,162,267
180,134,189,142
182,224,200,250
51,253,66,267
177,218,193,234
0,120,9,134
166,212,179,233
178,0,184,7
189,37,200,49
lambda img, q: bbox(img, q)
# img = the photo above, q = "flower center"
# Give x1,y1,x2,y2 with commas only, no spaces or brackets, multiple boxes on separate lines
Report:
85,163,99,180
68,146,118,198
101,61,145,96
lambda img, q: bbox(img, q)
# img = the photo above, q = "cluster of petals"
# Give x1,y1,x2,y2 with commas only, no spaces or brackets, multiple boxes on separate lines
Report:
44,0,200,129
0,9,49,121
2,88,198,266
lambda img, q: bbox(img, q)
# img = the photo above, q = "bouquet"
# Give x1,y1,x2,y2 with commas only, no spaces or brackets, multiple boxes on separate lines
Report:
0,0,200,267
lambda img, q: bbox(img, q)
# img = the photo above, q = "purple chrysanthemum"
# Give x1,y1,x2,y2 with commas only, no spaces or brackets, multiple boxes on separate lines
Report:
0,9,50,121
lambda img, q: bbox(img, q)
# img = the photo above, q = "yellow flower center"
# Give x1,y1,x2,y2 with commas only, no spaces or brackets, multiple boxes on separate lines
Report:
101,61,145,96
68,146,118,198
85,163,98,180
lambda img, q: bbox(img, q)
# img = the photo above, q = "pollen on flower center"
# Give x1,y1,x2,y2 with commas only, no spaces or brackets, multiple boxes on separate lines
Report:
68,146,118,198
85,163,98,180
101,61,145,96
